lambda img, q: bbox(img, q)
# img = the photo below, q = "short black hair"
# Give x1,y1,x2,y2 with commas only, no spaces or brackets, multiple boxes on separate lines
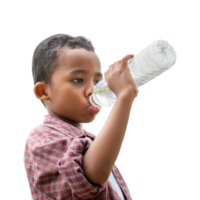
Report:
32,34,95,107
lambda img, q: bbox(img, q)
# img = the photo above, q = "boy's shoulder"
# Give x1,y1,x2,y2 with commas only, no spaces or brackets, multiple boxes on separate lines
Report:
26,124,45,141
28,124,45,134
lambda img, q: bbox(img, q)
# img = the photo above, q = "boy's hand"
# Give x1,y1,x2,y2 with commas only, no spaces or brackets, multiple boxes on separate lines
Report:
104,54,139,100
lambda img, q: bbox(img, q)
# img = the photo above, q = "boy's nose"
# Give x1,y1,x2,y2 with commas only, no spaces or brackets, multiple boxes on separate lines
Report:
85,81,95,98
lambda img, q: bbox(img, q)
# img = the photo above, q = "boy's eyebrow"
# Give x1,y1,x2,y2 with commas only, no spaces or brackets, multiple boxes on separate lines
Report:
69,69,103,77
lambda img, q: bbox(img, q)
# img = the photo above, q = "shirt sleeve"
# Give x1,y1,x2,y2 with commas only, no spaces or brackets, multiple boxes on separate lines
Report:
29,136,106,199
60,137,107,198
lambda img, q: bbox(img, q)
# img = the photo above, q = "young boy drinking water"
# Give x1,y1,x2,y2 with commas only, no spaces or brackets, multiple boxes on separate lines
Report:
24,34,139,200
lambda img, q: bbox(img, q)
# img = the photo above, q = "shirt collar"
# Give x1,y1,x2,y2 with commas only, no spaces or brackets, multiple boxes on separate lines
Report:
41,114,96,139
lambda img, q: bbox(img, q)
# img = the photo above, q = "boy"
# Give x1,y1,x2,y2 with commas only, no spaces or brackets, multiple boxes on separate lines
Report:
24,34,139,200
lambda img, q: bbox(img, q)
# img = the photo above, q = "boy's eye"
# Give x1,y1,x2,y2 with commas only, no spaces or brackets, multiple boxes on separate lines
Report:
72,78,99,84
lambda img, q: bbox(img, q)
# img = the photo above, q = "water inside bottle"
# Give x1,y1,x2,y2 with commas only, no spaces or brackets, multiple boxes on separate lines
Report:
93,85,116,107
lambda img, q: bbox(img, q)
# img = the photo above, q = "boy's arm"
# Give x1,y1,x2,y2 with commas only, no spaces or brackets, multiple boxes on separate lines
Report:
83,92,134,185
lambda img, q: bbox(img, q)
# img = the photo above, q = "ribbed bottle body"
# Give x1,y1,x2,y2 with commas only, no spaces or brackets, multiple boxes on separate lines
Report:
89,40,177,107
89,79,117,107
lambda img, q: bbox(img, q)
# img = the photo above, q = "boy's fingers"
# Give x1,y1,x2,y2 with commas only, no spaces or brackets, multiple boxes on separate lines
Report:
121,53,135,63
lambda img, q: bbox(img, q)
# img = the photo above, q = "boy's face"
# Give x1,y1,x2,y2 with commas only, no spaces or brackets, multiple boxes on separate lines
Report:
43,47,102,128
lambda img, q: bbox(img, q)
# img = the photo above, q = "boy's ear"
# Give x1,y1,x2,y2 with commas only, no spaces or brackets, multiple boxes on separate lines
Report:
31,82,48,100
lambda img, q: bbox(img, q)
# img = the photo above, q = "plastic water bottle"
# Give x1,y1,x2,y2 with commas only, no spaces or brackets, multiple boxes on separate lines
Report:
89,40,177,108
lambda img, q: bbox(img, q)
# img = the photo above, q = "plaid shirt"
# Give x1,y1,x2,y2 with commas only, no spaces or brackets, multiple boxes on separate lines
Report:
24,114,132,200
